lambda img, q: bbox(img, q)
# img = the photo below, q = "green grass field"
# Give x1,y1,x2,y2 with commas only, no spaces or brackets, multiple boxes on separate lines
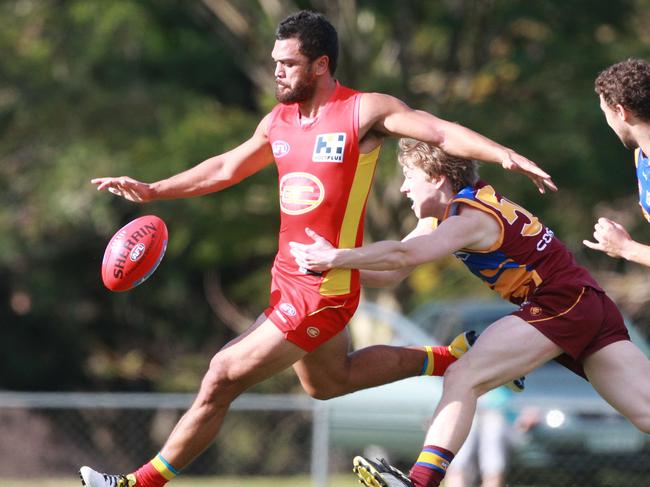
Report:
0,475,353,487
6,472,649,487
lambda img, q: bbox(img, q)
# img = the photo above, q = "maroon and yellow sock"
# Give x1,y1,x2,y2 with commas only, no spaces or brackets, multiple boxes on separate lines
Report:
133,453,179,487
420,346,457,376
409,445,454,487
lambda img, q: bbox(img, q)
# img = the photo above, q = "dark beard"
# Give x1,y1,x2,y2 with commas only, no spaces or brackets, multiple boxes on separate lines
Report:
275,79,317,104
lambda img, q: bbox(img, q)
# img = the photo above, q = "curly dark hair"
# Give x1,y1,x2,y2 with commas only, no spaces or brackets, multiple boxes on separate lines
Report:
398,138,479,193
595,58,650,121
276,11,338,75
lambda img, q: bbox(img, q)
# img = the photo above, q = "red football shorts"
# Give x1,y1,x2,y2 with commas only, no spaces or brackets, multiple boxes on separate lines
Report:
264,268,360,352
512,285,630,379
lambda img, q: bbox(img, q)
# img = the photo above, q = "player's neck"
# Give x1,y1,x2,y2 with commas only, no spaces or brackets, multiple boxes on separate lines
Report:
421,191,452,220
635,127,650,156
433,197,452,220
433,183,460,220
298,77,337,120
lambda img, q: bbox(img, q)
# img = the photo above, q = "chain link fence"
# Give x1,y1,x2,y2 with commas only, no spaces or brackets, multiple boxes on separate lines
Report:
0,392,331,486
0,391,648,486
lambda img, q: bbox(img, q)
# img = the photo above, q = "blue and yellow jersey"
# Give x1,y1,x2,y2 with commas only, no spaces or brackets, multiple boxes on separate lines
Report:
442,182,601,304
634,148,650,222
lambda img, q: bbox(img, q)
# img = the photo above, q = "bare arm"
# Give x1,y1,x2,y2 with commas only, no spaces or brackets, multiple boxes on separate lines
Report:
91,114,275,202
360,218,438,288
290,206,500,272
583,217,650,267
360,93,556,193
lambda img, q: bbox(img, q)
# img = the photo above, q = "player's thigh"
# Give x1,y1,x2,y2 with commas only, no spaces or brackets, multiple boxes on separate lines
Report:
220,312,268,351
454,315,562,390
215,317,307,388
292,327,352,382
583,340,650,426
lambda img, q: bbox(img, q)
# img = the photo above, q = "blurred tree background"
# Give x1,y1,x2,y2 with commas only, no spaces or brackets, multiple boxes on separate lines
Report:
2,0,650,392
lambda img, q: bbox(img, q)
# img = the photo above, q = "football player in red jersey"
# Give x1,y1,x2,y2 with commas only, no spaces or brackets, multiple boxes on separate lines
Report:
585,58,650,267
83,11,553,487
290,139,650,487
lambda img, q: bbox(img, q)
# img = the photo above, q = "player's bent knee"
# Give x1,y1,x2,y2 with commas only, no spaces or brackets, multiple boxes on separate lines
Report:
198,355,244,404
442,361,489,396
621,389,650,434
443,360,474,385
300,379,343,400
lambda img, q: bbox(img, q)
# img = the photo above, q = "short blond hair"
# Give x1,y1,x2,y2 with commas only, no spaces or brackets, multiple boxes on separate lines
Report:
397,138,479,192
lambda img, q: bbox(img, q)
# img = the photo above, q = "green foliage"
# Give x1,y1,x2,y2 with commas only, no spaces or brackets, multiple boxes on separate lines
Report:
0,0,265,391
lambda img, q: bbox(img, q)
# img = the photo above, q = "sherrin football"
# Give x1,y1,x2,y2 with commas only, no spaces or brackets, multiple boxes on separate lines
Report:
101,215,168,292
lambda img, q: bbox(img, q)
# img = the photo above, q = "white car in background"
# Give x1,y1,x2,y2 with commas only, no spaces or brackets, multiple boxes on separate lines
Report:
327,300,650,482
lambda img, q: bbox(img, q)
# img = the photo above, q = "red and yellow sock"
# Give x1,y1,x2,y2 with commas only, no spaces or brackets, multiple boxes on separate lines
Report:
409,445,454,487
133,453,179,487
420,346,457,376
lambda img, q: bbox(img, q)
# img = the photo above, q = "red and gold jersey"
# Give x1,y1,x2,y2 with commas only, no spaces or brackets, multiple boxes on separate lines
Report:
267,82,381,296
442,181,601,304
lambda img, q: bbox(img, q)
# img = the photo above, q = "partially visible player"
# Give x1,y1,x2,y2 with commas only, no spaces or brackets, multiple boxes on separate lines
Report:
80,10,552,487
290,139,650,487
585,58,650,266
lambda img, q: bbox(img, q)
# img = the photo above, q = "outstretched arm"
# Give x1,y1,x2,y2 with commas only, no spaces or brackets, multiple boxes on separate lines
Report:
290,207,498,272
361,93,556,193
360,218,438,288
91,114,275,202
583,217,650,267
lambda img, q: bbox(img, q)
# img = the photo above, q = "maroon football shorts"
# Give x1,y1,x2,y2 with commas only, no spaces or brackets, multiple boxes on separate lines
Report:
264,268,360,352
512,285,630,378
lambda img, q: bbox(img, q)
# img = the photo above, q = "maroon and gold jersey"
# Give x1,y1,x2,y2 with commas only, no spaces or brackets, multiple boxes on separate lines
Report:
442,181,601,304
267,82,381,296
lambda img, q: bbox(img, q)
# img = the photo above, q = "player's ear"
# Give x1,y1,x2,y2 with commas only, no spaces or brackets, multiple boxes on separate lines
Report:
432,175,446,188
614,103,630,121
314,55,329,76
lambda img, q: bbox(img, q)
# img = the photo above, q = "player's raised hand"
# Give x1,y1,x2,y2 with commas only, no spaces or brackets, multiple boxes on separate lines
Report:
583,217,631,258
501,149,557,194
91,176,154,203
289,228,337,272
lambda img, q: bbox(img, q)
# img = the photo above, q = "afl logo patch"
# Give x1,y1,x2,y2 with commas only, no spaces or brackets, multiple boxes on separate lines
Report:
530,306,542,316
306,326,320,338
279,172,325,215
130,243,146,262
272,140,290,158
279,303,297,317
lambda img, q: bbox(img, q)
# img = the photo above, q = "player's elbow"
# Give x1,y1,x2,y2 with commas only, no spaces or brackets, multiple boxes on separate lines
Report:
382,251,415,270
396,248,421,269
414,110,446,146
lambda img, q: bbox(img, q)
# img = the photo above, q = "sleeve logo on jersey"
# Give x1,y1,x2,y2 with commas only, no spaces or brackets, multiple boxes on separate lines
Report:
312,132,346,162
272,140,290,158
279,172,325,215
279,302,297,317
